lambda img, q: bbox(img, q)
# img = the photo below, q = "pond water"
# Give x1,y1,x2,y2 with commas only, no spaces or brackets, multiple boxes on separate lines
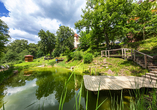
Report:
0,67,134,110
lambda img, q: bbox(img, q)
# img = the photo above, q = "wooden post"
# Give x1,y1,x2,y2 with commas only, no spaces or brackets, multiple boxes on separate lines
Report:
95,67,96,75
134,50,136,62
131,49,133,59
105,51,107,57
89,67,91,75
108,50,110,58
124,48,126,60
144,55,147,69
122,48,123,58
101,51,102,57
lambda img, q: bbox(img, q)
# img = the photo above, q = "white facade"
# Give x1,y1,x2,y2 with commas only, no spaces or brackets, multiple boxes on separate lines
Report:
74,34,80,48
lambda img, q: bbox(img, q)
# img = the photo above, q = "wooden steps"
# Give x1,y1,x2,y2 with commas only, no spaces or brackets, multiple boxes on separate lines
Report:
142,74,157,81
142,67,157,81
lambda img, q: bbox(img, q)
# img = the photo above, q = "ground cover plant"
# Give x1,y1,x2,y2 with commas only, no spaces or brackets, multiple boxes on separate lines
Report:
56,55,148,76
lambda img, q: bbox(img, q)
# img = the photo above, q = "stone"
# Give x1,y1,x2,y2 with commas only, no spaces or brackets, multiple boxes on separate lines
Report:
108,69,113,74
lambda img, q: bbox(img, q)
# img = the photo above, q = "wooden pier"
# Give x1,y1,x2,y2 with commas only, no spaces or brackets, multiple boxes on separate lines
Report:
83,75,157,91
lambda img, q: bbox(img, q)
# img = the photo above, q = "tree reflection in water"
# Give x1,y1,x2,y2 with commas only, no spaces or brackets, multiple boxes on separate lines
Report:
35,70,84,103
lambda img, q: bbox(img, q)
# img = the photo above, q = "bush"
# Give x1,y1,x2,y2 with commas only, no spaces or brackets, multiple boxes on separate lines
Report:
84,53,93,64
67,52,74,61
94,51,99,57
18,60,23,64
74,51,83,60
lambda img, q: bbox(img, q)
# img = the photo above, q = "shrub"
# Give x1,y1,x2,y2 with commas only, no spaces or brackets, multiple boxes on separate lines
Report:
84,53,93,64
67,52,74,61
18,60,23,64
94,51,99,57
74,51,83,60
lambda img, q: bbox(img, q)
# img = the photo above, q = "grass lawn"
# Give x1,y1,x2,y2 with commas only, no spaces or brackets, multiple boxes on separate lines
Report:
127,37,157,56
56,56,148,76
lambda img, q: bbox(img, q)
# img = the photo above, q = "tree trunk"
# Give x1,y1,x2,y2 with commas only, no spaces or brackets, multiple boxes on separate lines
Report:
104,28,109,49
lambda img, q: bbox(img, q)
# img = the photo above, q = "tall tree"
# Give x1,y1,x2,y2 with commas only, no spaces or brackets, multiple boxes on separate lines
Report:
0,19,10,58
134,0,155,40
7,39,28,53
28,43,38,58
75,0,135,49
56,26,74,54
38,30,55,57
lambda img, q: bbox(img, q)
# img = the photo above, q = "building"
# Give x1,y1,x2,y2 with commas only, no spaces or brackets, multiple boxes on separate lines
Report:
74,33,80,48
25,55,33,62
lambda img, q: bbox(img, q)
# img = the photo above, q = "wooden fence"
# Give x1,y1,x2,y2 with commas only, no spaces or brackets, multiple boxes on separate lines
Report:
101,48,155,69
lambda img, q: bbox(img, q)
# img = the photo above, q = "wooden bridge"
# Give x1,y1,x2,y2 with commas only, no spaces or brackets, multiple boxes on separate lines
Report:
83,75,157,91
101,48,157,81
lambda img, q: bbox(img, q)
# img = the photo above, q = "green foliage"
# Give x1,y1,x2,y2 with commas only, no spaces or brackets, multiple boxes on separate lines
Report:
5,49,19,62
94,51,99,57
84,53,93,64
0,65,14,84
19,49,30,61
74,51,83,60
46,53,50,57
28,43,38,58
55,26,75,56
7,39,28,53
38,29,55,57
0,19,10,58
66,52,74,61
63,46,71,56
79,31,91,50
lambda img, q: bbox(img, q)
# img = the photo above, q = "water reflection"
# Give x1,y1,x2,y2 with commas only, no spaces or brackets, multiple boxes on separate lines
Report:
0,68,85,110
0,67,136,110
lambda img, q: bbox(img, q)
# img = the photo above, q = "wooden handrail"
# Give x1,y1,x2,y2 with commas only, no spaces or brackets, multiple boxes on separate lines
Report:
135,50,153,59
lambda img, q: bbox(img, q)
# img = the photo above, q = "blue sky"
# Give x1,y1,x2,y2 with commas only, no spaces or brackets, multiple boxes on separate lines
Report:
0,0,86,44
0,1,9,17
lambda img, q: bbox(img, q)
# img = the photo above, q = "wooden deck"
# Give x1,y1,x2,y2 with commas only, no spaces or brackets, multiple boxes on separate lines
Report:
83,75,157,91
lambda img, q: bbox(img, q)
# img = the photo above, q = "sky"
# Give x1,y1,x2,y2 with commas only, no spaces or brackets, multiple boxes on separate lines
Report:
0,0,86,44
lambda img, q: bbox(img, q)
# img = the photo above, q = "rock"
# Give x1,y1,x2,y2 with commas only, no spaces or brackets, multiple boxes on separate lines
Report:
107,69,113,74
153,55,157,60
13,70,18,74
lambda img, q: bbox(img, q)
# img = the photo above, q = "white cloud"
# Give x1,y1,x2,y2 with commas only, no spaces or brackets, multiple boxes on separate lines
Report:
0,0,86,44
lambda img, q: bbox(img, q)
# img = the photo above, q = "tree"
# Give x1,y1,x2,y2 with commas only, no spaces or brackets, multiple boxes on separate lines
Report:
5,49,19,62
75,0,135,49
19,49,30,61
134,0,155,40
55,26,74,55
28,43,38,58
79,31,91,50
7,39,28,53
0,19,10,58
38,29,55,57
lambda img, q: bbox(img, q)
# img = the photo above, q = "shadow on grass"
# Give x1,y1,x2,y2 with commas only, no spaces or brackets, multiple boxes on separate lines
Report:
120,60,147,76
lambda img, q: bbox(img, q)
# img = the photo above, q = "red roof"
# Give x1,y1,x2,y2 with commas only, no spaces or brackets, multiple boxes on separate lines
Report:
74,33,79,37
25,55,33,57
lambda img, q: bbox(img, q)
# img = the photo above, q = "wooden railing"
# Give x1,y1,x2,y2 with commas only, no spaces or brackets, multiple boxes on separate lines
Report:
101,48,155,69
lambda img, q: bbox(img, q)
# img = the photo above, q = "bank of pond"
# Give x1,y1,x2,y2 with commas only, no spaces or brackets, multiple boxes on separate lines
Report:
0,67,156,110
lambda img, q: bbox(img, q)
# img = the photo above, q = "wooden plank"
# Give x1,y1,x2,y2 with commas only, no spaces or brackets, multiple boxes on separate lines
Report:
144,55,147,69
122,48,123,58
105,51,107,57
135,50,153,59
134,50,136,62
108,50,110,58
83,75,157,91
131,49,133,59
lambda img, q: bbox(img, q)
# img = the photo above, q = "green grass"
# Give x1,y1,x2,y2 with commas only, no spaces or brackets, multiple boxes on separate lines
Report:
127,37,157,56
55,56,148,76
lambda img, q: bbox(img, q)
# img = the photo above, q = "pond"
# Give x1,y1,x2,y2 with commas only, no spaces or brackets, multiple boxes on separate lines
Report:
0,67,134,110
